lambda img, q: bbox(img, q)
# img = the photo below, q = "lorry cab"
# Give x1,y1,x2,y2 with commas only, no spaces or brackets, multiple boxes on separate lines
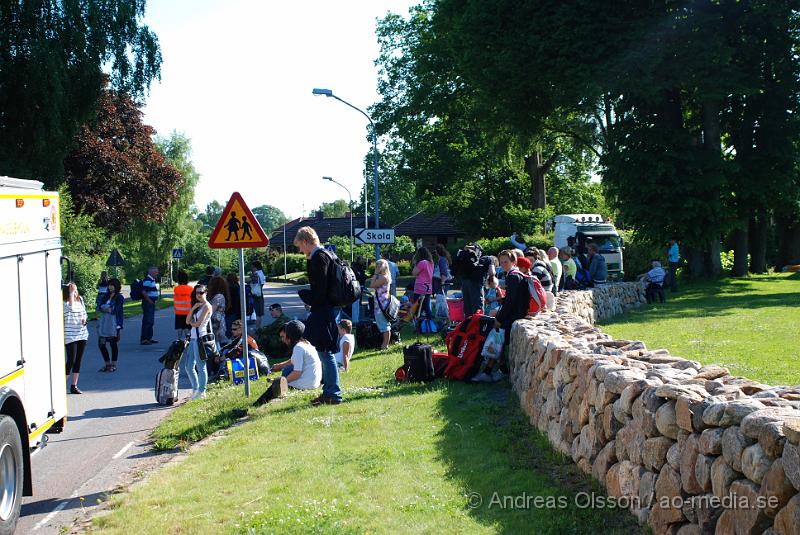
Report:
0,176,68,533
553,214,625,280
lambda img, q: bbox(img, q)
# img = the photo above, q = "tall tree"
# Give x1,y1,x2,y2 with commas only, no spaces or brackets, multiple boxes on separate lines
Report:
0,0,161,186
316,199,349,219
63,89,184,232
251,204,288,234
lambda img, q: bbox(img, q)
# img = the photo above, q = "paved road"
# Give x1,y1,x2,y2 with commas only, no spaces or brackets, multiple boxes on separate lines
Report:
17,284,306,534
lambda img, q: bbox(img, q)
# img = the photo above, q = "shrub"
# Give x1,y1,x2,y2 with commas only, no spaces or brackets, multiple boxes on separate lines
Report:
269,253,306,276
475,233,553,256
396,259,412,276
617,229,665,280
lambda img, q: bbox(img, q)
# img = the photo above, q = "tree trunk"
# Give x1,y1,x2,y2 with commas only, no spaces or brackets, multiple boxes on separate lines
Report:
686,247,706,278
749,211,768,273
731,223,749,277
705,239,722,277
524,151,547,210
776,214,800,267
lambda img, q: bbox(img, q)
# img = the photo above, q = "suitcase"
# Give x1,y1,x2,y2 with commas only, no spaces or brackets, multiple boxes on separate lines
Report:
155,368,179,405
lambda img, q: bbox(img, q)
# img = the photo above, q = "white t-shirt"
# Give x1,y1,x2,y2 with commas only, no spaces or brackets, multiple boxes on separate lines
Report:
334,333,355,366
289,341,322,390
250,270,266,295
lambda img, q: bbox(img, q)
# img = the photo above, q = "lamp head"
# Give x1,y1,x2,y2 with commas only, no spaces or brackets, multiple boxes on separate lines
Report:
312,88,333,97
322,176,333,182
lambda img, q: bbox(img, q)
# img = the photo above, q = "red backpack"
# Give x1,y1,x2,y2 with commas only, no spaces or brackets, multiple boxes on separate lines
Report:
511,269,547,316
443,312,496,380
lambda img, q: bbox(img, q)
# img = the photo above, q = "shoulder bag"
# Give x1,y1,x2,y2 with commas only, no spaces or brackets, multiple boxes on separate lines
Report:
195,326,219,362
377,291,400,323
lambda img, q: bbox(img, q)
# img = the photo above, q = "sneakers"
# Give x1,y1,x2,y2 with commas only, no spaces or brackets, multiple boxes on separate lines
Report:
70,385,83,394
491,369,505,382
471,372,493,383
310,395,342,406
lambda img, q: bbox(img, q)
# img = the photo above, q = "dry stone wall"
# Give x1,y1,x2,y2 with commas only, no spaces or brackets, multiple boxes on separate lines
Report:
509,292,800,535
558,282,648,324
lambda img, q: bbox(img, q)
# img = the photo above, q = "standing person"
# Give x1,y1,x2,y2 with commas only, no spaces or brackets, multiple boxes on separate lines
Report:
95,271,109,308
63,282,89,394
225,273,241,339
412,247,434,320
198,266,214,287
547,247,562,293
208,275,230,344
185,284,212,400
97,278,124,372
587,244,608,286
370,259,393,350
527,248,554,292
294,226,342,405
667,238,680,292
173,270,193,340
384,253,400,297
432,244,452,296
140,266,159,345
350,256,367,324
249,261,266,329
460,247,491,316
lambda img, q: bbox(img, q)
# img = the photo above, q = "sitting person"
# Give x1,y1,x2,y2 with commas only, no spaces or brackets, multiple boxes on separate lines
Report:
483,275,504,317
639,260,667,304
256,303,291,358
255,320,321,405
560,247,578,290
220,319,258,359
587,243,608,286
334,319,355,371
526,248,554,292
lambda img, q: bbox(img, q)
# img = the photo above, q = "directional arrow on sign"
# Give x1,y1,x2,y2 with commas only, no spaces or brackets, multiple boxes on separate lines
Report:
354,228,395,245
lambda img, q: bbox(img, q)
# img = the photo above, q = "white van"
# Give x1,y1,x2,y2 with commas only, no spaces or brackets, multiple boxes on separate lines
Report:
553,214,625,279
0,177,68,533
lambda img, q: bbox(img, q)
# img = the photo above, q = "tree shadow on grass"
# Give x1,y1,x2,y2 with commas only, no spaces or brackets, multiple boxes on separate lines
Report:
432,382,644,535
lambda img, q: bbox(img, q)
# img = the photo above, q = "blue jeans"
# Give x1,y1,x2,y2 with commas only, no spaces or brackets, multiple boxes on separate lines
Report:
281,364,294,378
184,338,208,393
141,300,156,342
318,350,341,401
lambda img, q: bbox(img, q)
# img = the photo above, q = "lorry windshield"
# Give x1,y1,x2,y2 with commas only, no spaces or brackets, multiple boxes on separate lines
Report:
583,234,621,252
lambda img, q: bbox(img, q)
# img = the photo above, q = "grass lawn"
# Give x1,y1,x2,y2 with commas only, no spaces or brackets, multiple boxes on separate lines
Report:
601,272,800,386
87,298,174,321
92,334,642,534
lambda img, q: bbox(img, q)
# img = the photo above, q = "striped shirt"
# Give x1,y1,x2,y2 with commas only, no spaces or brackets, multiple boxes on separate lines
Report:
63,298,89,344
143,274,159,300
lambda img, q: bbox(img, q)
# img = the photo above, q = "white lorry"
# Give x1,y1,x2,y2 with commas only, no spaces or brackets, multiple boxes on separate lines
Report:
553,214,625,280
0,177,68,533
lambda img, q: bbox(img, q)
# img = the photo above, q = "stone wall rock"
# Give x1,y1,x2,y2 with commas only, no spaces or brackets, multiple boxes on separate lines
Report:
508,288,800,535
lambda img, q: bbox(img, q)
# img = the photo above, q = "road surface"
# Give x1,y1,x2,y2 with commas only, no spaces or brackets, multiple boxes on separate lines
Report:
17,284,305,534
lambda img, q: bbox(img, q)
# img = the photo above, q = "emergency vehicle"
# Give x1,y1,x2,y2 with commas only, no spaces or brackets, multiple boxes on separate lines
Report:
0,177,68,533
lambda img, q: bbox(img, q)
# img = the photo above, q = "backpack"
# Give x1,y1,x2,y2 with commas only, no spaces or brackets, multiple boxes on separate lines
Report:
453,244,483,278
398,343,435,382
324,250,361,307
130,278,144,301
158,339,188,370
511,270,547,316
443,312,496,380
155,368,179,405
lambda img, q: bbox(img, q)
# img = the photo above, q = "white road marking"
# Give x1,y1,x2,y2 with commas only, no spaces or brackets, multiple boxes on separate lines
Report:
111,441,136,460
31,499,69,531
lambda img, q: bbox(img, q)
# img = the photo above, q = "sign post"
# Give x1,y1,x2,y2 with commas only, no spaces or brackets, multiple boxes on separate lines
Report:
172,248,183,286
106,248,125,278
208,192,269,397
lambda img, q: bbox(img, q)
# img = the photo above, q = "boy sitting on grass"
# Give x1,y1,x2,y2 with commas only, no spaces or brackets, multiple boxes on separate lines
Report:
256,320,321,405
334,319,355,372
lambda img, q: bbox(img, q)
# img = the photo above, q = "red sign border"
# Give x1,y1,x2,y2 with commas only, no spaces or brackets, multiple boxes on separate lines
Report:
208,192,270,249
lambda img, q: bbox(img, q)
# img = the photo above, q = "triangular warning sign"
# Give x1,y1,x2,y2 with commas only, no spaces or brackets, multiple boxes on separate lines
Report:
208,192,270,249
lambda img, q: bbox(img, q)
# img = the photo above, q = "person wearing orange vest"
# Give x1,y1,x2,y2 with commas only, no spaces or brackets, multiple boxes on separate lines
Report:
173,270,193,339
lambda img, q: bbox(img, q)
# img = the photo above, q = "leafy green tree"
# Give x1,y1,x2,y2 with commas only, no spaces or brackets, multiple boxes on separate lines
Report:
59,186,108,304
251,205,288,234
316,199,349,219
196,201,224,231
0,0,161,186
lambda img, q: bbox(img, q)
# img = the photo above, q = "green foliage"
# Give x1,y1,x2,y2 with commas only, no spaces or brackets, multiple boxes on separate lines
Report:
384,235,415,258
269,254,306,277
325,235,374,263
0,0,162,186
59,187,108,304
316,199,349,219
396,259,412,276
251,205,288,235
475,233,552,256
616,230,666,281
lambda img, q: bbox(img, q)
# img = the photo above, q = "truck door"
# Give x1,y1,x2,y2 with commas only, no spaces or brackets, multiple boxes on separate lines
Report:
0,256,24,398
19,252,55,439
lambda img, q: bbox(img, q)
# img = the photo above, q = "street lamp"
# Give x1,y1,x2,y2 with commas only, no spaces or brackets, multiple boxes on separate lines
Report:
322,176,354,264
312,87,381,261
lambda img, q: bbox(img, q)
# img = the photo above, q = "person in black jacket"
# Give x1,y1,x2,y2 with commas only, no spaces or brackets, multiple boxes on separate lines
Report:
294,226,342,405
495,250,530,347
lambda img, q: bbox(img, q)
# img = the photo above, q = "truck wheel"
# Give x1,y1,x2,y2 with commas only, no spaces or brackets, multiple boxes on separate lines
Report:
0,416,22,535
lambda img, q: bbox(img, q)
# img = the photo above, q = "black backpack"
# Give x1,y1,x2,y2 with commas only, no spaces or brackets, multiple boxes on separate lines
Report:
324,250,361,307
453,244,483,278
402,342,434,382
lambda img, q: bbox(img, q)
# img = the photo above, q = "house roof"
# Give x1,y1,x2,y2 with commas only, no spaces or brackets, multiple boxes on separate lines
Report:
393,211,464,238
270,214,386,246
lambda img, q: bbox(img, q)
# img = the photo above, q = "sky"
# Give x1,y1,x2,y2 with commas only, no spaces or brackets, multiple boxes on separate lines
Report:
142,0,418,221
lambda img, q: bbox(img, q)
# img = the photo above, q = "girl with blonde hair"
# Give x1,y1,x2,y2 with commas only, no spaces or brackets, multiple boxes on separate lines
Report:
370,259,394,349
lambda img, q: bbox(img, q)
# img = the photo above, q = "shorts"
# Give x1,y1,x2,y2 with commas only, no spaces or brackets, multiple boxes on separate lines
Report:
374,308,391,333
175,314,188,330
252,294,265,317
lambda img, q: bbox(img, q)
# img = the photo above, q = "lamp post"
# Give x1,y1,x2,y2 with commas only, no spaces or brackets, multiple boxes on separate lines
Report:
322,176,354,264
312,87,380,262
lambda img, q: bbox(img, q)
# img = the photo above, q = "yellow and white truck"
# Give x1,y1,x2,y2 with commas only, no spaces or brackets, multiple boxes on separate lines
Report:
0,177,68,533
